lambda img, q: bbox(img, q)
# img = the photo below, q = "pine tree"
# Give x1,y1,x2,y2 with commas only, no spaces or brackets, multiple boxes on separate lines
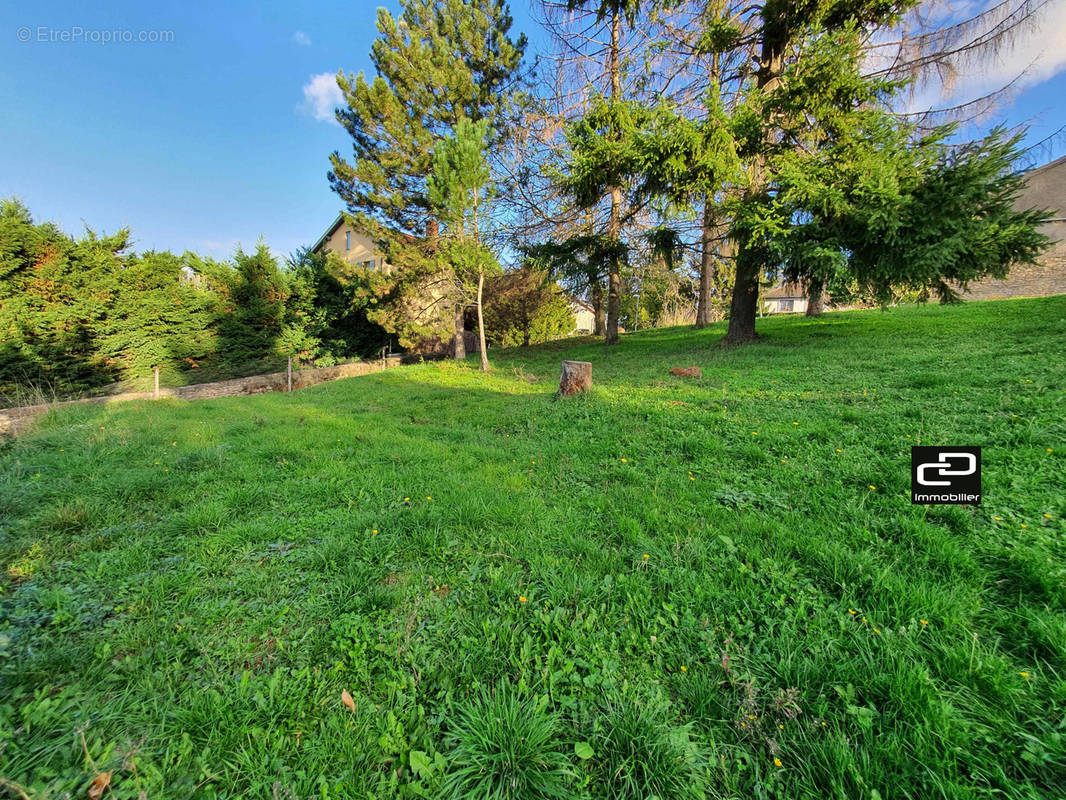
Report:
328,0,525,356
594,0,1052,341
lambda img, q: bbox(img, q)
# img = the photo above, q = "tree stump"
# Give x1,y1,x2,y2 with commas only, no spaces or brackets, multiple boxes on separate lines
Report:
558,360,592,396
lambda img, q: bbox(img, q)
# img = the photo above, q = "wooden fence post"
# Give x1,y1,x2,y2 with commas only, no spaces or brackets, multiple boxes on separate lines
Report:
153,367,160,399
287,356,293,392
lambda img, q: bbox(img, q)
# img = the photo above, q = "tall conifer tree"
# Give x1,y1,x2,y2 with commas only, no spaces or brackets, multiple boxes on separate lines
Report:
328,0,525,355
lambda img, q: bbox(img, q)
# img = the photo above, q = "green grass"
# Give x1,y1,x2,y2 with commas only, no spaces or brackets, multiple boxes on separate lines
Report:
2,297,1065,799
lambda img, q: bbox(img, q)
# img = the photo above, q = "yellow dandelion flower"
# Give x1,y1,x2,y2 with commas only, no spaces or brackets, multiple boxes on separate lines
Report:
1019,671,1030,679
690,476,695,480
519,596,527,603
869,485,876,490
741,722,747,728
994,516,1002,521
748,714,756,720
426,496,431,500
1044,513,1052,519
621,458,627,462
919,619,928,626
873,628,880,634
793,422,799,425
680,665,687,672
751,431,758,435
643,553,650,560
404,497,410,502
372,529,378,535
1021,524,1027,528
835,448,843,453
1048,448,1053,453
821,721,827,726
778,723,784,730
774,757,783,767
848,609,856,615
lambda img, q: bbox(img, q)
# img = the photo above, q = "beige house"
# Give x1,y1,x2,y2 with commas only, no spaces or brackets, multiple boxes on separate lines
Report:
310,215,388,271
959,155,1066,300
311,215,599,349
568,296,596,333
762,282,809,313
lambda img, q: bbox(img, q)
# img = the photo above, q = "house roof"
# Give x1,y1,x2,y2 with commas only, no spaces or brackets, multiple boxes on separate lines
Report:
312,214,417,254
310,214,346,254
1021,153,1066,179
763,281,807,299
568,295,595,313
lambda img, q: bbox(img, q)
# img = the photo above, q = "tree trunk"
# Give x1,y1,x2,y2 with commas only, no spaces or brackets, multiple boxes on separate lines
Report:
476,271,489,371
725,252,759,342
453,304,466,359
696,198,716,328
723,38,783,343
558,360,592,396
604,7,622,346
806,280,825,316
606,216,621,345
591,280,605,336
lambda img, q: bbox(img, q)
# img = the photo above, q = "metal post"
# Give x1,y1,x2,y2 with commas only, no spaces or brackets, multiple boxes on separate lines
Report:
287,356,293,392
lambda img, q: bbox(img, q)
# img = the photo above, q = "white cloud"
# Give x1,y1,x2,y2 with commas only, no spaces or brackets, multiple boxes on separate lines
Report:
293,30,311,47
300,72,343,124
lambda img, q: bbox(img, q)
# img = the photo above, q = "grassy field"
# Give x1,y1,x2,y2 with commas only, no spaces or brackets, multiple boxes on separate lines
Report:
2,297,1064,799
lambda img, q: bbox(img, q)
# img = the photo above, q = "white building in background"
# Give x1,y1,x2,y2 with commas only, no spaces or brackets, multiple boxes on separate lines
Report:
762,282,810,314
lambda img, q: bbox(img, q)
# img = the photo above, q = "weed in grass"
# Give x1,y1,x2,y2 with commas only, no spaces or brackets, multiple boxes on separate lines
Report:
443,687,571,800
590,698,707,800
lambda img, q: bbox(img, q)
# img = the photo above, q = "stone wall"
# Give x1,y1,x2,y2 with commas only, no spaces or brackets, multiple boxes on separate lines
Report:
0,355,407,436
961,156,1066,300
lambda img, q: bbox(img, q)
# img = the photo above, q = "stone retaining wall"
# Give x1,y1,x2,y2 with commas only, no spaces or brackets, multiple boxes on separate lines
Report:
0,355,407,436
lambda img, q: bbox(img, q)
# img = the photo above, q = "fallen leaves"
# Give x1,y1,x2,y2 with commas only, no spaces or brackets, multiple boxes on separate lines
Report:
341,688,356,711
88,772,112,799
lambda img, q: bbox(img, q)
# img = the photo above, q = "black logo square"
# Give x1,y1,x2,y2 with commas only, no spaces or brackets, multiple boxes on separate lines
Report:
911,446,982,505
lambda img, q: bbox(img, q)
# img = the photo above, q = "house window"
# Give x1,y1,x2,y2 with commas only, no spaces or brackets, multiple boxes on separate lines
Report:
780,299,794,312
345,231,351,250
362,259,375,270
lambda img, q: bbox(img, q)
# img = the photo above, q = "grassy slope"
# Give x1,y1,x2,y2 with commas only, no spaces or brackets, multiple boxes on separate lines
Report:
2,298,1064,799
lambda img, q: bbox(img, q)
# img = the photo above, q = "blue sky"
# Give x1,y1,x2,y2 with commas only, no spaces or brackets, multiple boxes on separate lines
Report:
2,0,1063,261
